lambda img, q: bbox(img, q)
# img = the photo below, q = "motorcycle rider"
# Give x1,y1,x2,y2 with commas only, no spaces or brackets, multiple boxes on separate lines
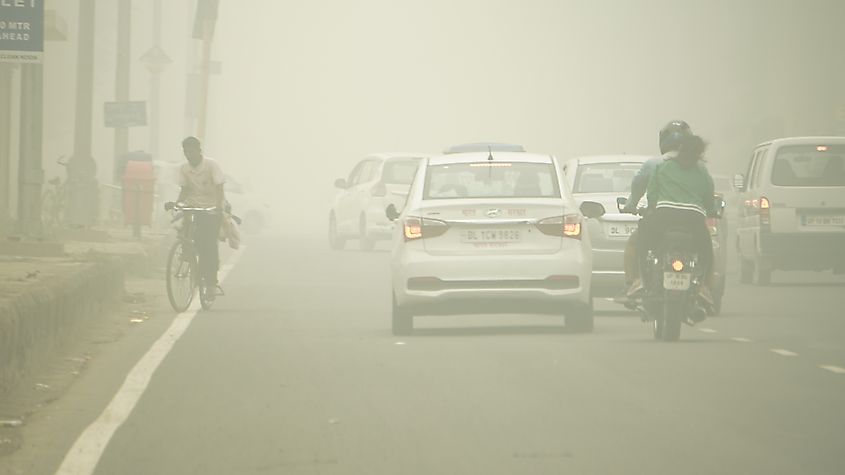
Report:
641,133,716,309
620,120,694,297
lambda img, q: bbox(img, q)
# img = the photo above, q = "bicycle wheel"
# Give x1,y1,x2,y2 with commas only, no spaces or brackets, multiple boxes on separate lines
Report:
166,241,197,312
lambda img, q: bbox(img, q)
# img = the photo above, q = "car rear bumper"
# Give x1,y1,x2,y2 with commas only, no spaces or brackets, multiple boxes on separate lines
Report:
392,248,591,311
760,232,845,270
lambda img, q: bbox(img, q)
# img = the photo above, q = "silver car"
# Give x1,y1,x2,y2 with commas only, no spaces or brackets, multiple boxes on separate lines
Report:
563,155,651,299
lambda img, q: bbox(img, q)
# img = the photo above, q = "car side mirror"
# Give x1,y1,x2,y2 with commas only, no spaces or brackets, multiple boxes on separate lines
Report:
616,197,628,213
385,204,400,222
334,178,348,189
732,174,745,191
580,201,605,219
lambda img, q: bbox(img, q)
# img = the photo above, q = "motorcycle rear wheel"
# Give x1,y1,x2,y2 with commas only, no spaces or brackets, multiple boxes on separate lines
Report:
661,300,683,342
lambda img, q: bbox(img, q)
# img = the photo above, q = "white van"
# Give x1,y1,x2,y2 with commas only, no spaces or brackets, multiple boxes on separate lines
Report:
734,137,845,284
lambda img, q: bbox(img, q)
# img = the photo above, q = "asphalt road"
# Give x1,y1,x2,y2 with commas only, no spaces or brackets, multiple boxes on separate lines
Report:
12,236,845,475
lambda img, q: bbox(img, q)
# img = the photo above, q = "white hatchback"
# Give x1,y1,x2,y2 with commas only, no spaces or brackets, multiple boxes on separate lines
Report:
386,149,605,335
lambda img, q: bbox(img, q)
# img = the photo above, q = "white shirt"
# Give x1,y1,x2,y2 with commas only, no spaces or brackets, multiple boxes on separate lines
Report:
179,157,225,207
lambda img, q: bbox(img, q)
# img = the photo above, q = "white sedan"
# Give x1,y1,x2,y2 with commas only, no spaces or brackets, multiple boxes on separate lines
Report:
386,147,605,335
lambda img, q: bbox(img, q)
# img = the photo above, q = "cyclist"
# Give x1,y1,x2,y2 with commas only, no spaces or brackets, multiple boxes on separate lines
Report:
174,136,226,300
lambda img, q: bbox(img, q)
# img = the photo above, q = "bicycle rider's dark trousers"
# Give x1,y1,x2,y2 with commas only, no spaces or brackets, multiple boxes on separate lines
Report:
637,207,713,281
195,212,222,285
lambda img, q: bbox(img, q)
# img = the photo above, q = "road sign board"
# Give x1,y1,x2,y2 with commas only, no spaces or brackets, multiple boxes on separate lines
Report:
0,0,44,63
104,101,147,128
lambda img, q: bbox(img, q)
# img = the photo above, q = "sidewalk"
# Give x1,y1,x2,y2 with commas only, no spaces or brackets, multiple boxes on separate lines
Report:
0,226,172,396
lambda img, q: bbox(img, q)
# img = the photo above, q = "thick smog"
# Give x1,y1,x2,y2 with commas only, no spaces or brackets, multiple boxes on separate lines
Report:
0,1,843,474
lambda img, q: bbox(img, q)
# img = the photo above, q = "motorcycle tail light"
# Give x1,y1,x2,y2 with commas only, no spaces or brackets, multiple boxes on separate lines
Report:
671,259,685,272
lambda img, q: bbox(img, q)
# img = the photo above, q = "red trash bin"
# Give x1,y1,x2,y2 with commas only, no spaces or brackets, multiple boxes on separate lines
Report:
122,160,155,227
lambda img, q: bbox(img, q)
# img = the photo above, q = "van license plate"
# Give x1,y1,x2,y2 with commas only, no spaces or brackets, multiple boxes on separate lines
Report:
804,215,845,226
664,272,691,291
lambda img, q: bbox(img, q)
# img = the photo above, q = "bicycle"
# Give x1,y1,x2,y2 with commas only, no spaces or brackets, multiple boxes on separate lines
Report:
164,202,222,312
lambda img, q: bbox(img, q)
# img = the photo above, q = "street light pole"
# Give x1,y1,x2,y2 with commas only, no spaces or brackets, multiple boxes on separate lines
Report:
66,0,99,228
113,0,131,183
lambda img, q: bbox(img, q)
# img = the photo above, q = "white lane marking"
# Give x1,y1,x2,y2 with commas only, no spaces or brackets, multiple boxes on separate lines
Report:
770,349,798,357
55,246,247,475
697,328,717,334
395,341,406,346
820,365,845,375
730,337,754,343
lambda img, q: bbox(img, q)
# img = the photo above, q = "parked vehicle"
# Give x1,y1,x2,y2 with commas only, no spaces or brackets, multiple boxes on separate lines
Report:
330,153,426,251
385,147,604,335
734,137,845,284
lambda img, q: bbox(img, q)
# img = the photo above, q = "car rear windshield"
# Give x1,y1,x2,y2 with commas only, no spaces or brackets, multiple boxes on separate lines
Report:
574,163,641,193
424,162,561,199
772,145,845,187
382,158,421,185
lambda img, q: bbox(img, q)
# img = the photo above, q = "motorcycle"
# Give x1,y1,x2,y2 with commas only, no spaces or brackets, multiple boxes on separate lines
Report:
617,197,725,342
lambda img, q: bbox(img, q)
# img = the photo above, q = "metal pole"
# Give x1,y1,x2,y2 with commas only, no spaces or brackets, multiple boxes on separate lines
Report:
150,0,162,160
17,64,44,238
113,0,131,183
0,64,12,232
67,0,98,228
195,20,212,142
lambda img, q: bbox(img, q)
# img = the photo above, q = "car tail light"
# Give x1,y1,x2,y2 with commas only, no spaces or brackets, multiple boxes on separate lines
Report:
403,217,449,241
759,196,770,226
371,182,387,197
538,215,582,239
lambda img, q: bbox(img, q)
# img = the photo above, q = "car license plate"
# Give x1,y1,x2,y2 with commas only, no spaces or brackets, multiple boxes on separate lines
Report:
663,272,691,291
461,229,521,243
605,222,637,237
804,215,845,226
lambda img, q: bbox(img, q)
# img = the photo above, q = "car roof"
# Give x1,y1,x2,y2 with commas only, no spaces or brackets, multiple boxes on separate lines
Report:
427,151,554,165
568,154,652,165
754,136,845,148
443,143,526,154
365,153,428,161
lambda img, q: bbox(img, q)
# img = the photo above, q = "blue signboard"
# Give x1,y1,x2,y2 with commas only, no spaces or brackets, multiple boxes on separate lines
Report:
0,0,44,63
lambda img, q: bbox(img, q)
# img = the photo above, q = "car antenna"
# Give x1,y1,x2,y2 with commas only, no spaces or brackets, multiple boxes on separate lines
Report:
487,146,494,161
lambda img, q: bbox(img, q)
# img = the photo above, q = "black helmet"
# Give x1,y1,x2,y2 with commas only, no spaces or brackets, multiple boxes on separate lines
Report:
659,120,692,154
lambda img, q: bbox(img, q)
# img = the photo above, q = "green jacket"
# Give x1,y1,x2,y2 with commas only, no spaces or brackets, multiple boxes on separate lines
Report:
648,158,715,216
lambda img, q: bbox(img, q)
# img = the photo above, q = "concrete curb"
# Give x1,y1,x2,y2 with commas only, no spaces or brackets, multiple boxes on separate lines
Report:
0,259,125,396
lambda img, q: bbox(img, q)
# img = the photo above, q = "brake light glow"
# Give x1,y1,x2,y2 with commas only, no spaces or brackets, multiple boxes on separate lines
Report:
537,215,582,239
404,217,423,240
403,217,449,241
759,196,771,226
671,259,685,272
563,215,581,238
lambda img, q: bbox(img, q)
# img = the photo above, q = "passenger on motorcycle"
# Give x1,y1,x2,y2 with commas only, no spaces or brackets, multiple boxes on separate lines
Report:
620,120,695,297
640,133,716,308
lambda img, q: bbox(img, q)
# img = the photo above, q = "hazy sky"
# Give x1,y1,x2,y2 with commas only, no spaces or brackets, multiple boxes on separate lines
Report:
204,1,843,227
